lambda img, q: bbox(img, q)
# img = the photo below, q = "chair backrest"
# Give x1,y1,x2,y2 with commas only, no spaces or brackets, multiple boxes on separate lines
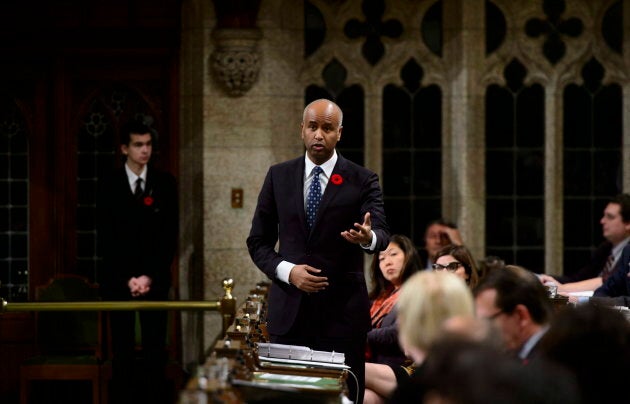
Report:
35,274,102,358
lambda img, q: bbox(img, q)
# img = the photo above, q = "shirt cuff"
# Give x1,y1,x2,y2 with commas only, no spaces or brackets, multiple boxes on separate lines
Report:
276,260,294,284
361,231,377,251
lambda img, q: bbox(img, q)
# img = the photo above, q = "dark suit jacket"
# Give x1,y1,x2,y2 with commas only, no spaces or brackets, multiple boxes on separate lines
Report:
593,243,630,303
367,307,406,367
247,154,390,338
97,165,178,300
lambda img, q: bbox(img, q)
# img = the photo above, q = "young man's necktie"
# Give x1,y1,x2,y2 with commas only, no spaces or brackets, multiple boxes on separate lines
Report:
134,178,143,199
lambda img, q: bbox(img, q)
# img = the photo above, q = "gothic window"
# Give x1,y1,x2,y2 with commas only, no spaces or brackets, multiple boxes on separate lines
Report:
302,0,626,276
382,59,441,241
305,0,326,58
485,59,545,272
485,0,506,55
344,0,403,65
0,98,28,302
524,0,583,65
602,1,622,54
421,0,443,57
563,59,622,275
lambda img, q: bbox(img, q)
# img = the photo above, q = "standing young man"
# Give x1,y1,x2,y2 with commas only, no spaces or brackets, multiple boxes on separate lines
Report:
247,99,390,403
97,121,178,403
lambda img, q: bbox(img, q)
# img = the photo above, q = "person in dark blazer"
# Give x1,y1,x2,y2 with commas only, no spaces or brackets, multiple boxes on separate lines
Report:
247,99,390,404
592,243,630,306
539,194,630,295
97,121,178,404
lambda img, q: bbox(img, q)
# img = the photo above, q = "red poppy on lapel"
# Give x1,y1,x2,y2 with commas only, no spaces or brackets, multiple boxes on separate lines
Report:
331,174,343,185
143,196,154,206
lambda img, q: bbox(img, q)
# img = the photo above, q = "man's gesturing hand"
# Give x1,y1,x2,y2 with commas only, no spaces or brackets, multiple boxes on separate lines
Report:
341,212,373,245
289,265,329,293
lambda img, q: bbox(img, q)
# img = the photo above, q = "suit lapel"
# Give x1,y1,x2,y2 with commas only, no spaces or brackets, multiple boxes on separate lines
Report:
311,155,345,231
116,167,134,199
144,166,154,197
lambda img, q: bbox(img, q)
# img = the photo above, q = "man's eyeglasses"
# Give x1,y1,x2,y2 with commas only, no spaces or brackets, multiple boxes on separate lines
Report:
487,310,504,320
432,262,462,272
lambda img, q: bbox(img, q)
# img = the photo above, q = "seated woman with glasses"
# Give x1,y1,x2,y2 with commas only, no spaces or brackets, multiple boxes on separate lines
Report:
432,244,479,289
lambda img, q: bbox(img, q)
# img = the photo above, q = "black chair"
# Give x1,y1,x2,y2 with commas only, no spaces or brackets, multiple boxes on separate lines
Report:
19,274,104,404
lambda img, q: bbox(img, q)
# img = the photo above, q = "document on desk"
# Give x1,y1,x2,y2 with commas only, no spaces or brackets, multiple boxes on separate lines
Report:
258,356,350,370
565,291,594,297
256,342,349,369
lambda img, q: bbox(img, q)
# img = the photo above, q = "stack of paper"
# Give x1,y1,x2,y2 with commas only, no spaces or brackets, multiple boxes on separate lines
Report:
566,290,594,297
257,342,345,364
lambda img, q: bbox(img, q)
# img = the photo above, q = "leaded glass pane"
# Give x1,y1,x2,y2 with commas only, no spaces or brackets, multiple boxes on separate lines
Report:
516,199,544,246
383,85,411,148
384,199,412,239
413,151,440,196
486,198,514,246
0,99,28,302
383,60,441,243
485,59,544,268
383,151,411,196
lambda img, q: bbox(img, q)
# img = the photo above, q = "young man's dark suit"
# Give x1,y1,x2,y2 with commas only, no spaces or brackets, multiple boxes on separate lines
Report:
97,164,177,402
247,153,390,403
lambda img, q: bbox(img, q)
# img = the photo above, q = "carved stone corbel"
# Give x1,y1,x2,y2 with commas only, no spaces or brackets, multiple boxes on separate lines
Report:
210,27,262,96
210,0,262,97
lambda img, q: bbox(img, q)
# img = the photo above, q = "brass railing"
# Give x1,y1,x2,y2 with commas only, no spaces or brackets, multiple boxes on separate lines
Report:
0,278,237,335
1,300,220,312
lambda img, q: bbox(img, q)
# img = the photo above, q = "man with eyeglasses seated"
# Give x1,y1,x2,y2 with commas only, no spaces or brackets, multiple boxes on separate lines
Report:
473,265,552,363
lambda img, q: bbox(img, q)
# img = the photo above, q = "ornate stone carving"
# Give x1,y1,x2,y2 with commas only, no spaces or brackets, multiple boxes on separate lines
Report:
211,28,262,97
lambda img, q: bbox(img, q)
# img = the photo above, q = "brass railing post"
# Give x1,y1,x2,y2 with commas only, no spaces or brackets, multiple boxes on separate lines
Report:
220,278,236,337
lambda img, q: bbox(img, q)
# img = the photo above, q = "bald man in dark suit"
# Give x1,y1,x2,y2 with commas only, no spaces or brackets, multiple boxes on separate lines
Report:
247,99,390,403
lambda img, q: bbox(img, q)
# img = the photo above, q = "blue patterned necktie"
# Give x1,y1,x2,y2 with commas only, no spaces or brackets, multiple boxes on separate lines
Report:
306,166,323,228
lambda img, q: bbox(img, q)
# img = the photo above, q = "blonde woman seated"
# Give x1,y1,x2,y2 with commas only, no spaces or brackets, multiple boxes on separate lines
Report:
363,271,474,404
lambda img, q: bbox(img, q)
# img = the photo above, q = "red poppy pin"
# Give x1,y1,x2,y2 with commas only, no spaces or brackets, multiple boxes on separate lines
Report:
143,196,154,206
331,174,343,185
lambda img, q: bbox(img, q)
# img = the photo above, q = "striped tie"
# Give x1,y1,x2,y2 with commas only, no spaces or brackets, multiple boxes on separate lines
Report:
601,253,615,282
